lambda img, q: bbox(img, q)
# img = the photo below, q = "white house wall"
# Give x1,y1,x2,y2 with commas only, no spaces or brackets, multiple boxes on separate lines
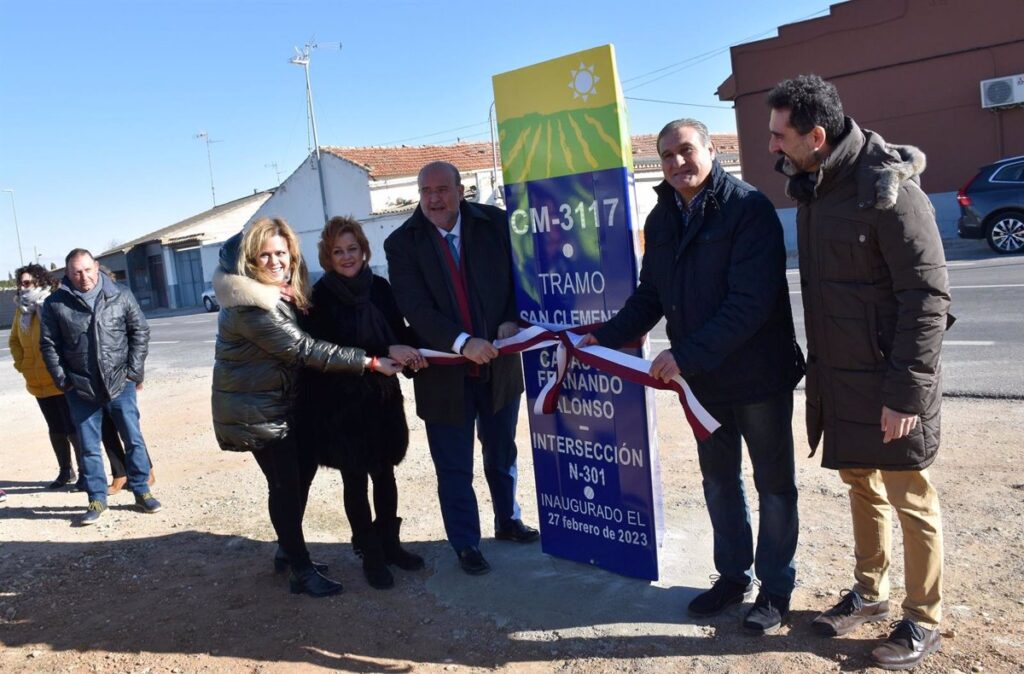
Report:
247,153,374,268
201,242,223,288
369,175,419,214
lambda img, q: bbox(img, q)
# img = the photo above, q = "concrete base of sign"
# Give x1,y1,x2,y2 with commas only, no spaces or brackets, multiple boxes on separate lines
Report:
424,520,731,638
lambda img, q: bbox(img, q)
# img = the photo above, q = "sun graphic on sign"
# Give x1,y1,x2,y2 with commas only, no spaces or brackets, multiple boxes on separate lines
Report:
568,63,599,101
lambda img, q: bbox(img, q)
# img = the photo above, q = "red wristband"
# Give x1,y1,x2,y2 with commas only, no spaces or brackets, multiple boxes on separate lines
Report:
370,356,379,373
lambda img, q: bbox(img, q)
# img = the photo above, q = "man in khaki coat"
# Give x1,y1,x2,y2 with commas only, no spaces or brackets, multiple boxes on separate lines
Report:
767,74,952,671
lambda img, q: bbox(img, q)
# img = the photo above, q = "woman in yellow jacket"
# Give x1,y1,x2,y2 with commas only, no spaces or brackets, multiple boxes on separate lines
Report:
10,264,83,488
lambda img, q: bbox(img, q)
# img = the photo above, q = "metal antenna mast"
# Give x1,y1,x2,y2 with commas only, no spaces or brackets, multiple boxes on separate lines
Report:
265,162,283,186
290,39,341,225
195,130,221,207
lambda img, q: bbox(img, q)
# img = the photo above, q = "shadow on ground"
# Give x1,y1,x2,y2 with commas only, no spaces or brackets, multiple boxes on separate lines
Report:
0,531,879,671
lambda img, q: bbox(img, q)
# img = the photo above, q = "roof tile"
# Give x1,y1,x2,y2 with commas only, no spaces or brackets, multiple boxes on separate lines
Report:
325,133,740,180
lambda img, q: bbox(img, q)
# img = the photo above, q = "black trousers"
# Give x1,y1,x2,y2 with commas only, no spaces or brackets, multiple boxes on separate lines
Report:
339,465,399,533
36,394,75,435
253,434,318,571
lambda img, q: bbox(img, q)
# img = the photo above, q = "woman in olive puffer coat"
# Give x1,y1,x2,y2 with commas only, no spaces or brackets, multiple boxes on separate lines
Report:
211,218,402,598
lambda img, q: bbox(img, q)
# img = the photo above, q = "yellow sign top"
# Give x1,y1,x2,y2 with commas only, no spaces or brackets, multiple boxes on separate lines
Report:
493,44,622,122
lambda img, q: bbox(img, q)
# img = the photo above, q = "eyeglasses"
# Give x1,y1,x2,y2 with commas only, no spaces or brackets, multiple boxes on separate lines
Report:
19,280,35,288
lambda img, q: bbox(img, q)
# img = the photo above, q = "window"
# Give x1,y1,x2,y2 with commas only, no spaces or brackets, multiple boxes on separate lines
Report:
991,162,1024,183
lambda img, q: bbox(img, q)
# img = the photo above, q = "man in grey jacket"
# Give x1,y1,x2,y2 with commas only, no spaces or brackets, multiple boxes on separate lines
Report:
40,249,161,525
768,74,950,670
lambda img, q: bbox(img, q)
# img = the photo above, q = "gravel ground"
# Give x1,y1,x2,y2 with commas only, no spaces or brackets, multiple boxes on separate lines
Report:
1,365,1022,674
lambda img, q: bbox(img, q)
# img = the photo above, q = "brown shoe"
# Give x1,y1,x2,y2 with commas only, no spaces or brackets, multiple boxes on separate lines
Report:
871,618,941,670
812,589,890,636
148,468,156,486
107,476,128,495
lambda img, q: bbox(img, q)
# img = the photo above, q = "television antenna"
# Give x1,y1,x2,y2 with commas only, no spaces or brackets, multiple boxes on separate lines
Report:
265,162,283,186
195,130,222,208
290,39,341,225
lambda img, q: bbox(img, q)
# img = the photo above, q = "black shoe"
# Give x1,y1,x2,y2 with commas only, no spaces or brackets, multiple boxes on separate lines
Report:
353,527,394,590
871,619,942,670
48,471,76,489
273,546,328,575
687,575,752,617
495,519,540,543
377,517,425,571
288,567,343,598
742,590,790,634
457,547,491,575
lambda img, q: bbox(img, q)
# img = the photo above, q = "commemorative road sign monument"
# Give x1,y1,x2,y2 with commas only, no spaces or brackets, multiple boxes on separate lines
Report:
493,45,664,580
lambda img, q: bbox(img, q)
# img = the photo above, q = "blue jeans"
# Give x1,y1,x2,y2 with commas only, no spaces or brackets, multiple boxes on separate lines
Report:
696,390,798,598
425,379,522,552
66,383,152,505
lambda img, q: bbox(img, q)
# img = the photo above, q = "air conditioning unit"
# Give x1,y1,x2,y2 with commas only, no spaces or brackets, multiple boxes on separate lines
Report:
980,74,1024,109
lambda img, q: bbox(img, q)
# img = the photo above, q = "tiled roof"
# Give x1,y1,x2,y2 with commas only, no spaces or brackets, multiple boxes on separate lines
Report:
370,201,418,217
631,133,740,170
325,133,741,180
323,143,498,180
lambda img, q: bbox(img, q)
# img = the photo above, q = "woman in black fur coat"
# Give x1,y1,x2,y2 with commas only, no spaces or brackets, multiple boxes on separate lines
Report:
299,216,427,589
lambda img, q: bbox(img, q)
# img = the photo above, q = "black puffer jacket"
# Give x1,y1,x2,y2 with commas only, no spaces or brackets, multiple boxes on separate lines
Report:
40,273,149,403
297,275,411,473
210,237,367,453
594,160,804,406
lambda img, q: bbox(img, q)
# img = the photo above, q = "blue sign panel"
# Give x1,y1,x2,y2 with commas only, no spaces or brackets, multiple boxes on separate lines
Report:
504,167,664,580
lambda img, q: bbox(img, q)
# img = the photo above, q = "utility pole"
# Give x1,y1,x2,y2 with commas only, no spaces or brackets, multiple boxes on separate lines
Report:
2,188,23,266
488,101,503,206
290,40,340,226
195,130,221,208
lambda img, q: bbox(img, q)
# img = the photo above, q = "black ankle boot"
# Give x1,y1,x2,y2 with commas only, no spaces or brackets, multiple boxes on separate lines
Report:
288,567,343,597
353,527,394,590
377,517,425,571
48,433,75,488
273,546,328,574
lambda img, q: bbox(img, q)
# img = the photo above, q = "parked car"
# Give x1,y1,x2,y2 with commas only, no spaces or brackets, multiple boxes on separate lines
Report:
202,288,219,312
957,155,1024,254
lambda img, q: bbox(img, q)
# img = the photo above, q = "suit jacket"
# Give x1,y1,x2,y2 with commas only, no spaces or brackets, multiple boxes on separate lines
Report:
385,200,524,425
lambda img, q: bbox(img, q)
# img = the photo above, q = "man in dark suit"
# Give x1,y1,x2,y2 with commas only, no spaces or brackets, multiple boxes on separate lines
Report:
384,161,538,575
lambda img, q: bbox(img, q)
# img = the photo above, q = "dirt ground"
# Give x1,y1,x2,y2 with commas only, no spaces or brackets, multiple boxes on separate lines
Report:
1,361,1022,674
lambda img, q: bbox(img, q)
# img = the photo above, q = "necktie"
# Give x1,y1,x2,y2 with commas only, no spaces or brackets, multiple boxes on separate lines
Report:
445,232,460,267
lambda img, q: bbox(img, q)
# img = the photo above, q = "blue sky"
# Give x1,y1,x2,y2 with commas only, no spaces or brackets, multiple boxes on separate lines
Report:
0,0,837,277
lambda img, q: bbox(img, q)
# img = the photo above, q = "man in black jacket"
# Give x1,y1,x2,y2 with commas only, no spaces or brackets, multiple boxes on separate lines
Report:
40,249,160,525
584,119,804,633
385,161,538,576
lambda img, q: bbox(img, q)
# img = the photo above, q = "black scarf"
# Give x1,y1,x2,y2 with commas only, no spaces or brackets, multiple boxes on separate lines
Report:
320,267,397,353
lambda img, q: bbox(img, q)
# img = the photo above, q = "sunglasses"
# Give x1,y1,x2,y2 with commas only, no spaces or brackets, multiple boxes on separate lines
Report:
19,280,35,288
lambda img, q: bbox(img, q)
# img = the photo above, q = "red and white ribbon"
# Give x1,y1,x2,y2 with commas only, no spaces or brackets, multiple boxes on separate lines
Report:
418,324,720,441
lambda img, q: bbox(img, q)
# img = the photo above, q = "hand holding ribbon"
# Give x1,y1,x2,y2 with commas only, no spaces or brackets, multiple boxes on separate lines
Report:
418,323,720,441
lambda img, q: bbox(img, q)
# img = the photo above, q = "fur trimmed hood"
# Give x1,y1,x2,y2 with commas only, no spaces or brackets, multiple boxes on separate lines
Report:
856,132,926,210
212,267,280,311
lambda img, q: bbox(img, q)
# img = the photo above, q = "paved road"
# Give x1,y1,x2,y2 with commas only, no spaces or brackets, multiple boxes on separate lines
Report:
643,241,1024,399
2,242,1021,397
